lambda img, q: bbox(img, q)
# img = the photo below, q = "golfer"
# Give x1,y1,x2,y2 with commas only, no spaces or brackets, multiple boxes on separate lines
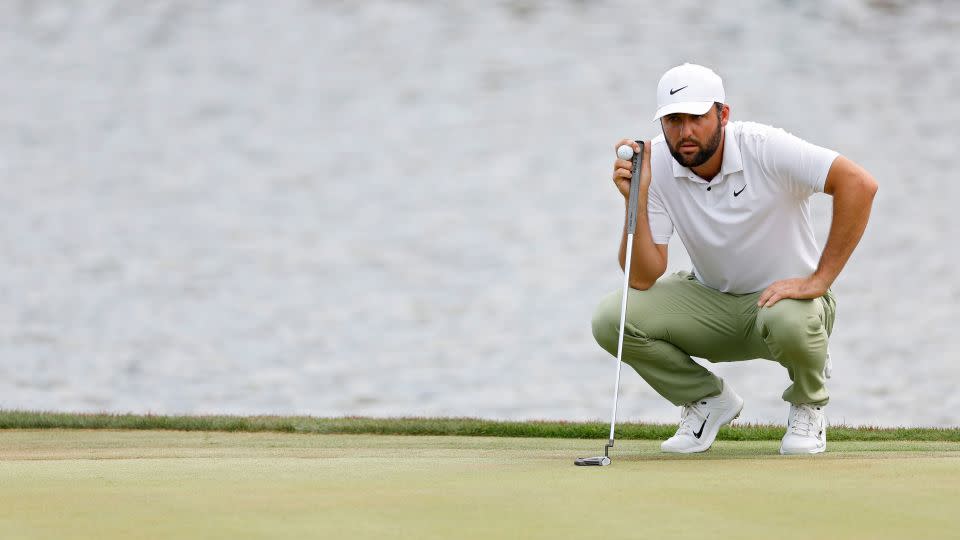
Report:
592,63,877,454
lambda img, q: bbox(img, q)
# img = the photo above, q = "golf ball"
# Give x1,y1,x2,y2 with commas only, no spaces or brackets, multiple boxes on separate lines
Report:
617,145,634,160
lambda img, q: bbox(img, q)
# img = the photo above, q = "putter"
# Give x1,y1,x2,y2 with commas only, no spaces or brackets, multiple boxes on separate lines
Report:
575,141,644,467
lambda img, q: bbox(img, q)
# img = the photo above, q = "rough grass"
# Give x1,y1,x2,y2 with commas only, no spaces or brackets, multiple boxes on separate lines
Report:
1,410,957,441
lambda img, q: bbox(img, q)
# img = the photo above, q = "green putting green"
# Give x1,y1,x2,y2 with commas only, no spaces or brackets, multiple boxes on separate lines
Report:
1,430,958,539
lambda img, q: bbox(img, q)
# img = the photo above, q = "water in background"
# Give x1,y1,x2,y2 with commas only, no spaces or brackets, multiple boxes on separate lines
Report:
1,1,958,426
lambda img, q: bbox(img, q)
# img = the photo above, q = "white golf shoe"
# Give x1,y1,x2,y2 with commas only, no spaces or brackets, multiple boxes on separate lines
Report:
661,383,744,454
780,404,827,455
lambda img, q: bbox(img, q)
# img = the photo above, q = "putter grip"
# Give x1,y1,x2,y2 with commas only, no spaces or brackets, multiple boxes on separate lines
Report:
626,140,644,235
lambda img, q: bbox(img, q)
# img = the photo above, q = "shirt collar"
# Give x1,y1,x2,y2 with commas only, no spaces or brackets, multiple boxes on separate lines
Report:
719,128,743,177
670,128,743,182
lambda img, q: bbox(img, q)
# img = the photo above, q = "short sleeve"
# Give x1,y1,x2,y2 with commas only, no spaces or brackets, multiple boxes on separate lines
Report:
761,128,839,197
647,187,673,245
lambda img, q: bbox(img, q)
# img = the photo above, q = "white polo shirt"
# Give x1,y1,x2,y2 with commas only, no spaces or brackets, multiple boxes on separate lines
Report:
647,121,839,294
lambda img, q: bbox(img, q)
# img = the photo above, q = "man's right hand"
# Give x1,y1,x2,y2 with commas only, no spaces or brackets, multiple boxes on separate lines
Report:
612,139,652,199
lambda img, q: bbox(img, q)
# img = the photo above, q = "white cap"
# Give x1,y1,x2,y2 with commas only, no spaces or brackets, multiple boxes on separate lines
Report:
653,63,725,121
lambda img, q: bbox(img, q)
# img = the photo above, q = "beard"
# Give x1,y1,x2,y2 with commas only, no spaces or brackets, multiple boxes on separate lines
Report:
667,123,723,168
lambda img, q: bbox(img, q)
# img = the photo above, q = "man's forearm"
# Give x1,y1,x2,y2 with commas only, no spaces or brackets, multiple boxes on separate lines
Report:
758,157,878,308
813,174,878,288
618,188,667,289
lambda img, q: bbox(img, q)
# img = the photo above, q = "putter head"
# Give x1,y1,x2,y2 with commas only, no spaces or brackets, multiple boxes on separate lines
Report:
574,456,611,466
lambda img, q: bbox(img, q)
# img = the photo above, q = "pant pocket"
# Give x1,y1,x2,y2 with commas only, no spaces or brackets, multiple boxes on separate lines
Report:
821,290,838,337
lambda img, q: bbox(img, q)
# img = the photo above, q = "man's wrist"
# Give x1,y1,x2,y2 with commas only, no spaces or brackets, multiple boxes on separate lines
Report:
809,272,834,291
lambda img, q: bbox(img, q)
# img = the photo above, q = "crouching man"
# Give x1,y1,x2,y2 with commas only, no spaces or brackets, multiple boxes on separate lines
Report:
592,64,877,454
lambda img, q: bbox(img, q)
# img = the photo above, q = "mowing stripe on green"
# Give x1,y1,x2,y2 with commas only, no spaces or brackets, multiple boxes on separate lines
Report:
0,410,957,441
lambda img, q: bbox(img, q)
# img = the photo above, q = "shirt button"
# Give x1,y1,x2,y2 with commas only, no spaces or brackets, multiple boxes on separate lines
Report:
707,186,711,191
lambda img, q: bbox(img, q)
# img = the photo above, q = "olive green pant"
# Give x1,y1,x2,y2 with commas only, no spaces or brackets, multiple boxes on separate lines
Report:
591,271,837,406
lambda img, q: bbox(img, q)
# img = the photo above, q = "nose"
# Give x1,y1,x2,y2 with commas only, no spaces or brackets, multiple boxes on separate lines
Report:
679,117,695,139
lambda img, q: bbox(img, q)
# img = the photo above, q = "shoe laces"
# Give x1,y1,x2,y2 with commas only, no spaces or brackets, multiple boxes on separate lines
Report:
675,401,709,436
788,404,823,436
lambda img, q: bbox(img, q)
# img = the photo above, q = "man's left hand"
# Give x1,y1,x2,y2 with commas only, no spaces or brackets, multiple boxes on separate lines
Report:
757,275,830,308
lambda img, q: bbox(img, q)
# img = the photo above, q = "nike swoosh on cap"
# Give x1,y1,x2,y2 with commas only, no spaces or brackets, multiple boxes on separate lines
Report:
669,85,688,95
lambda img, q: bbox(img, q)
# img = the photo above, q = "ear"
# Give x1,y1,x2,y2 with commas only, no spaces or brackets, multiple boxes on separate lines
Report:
720,104,730,127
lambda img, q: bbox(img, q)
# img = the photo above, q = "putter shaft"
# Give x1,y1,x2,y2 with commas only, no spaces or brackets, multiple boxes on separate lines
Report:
605,141,644,458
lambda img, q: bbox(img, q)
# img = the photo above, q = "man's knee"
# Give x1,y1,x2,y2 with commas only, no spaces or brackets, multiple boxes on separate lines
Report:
756,299,825,352
591,291,623,355
591,290,657,355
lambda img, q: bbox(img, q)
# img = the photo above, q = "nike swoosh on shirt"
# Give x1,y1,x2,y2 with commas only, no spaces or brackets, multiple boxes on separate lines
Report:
733,186,746,197
669,86,688,95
